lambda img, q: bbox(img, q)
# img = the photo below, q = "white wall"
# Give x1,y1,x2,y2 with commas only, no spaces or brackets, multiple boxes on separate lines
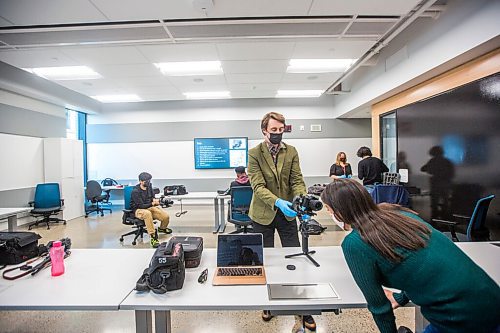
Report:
87,137,370,181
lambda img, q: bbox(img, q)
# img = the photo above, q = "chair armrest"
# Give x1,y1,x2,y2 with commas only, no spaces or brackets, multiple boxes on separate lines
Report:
28,201,34,207
432,219,458,226
123,209,133,213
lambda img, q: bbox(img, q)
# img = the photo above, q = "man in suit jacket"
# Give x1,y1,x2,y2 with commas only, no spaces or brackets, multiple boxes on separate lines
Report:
248,112,315,329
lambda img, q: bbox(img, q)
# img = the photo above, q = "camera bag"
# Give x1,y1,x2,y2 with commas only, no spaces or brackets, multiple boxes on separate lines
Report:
0,231,42,265
169,236,203,268
136,240,185,294
164,185,188,196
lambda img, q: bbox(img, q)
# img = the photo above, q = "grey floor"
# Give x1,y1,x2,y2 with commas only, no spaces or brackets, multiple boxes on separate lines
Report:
0,204,414,333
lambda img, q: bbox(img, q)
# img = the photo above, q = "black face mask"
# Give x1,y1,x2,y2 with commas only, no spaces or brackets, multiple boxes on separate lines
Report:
269,132,283,145
143,180,151,187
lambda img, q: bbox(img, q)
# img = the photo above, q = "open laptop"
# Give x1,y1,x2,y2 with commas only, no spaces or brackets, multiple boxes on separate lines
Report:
212,234,267,286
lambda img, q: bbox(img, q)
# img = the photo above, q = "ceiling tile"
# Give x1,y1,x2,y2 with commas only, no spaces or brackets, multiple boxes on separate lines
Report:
92,64,161,78
117,76,175,87
60,46,148,65
222,60,288,74
279,82,331,90
168,75,227,87
0,49,79,68
131,85,179,94
227,83,281,92
225,73,284,84
292,40,376,59
138,93,185,102
91,0,202,21
231,91,277,99
208,0,313,17
136,43,220,62
0,0,108,26
216,42,295,60
309,0,421,16
282,72,343,83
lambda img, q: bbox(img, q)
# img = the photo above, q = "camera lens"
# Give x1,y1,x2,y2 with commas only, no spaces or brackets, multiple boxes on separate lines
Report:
308,199,323,211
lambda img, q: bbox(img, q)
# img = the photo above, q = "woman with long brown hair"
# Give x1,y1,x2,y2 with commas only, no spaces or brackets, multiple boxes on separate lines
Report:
321,179,499,333
329,151,352,180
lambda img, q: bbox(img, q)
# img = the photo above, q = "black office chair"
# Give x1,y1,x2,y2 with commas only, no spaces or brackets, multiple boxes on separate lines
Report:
100,178,119,205
85,180,112,217
227,186,253,234
28,183,66,230
120,186,153,245
433,195,495,242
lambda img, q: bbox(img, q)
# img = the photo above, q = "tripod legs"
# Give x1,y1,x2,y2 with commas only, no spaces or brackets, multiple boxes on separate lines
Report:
285,250,320,267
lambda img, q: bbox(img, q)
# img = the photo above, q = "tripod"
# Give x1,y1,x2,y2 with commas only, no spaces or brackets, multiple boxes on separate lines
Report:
285,216,320,267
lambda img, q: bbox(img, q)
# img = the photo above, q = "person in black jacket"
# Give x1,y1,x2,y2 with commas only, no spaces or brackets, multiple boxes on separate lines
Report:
131,172,171,248
357,147,389,185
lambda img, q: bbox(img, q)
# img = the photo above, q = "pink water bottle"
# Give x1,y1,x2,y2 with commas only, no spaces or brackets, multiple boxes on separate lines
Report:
50,241,65,276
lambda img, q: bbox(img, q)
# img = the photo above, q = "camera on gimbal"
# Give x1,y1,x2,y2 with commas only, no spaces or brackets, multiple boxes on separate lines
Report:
159,195,174,208
285,194,326,267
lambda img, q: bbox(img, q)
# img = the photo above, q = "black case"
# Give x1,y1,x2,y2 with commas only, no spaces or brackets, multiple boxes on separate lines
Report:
169,236,203,268
0,232,42,265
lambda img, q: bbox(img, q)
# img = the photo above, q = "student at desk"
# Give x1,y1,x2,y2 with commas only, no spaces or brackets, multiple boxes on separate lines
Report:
320,179,500,333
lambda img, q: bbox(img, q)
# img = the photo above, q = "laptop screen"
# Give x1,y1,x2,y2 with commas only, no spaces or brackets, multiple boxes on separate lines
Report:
217,234,264,267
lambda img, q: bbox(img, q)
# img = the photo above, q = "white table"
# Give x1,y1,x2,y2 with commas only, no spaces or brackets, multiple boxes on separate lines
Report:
0,207,31,231
167,192,231,233
0,249,152,310
121,246,366,333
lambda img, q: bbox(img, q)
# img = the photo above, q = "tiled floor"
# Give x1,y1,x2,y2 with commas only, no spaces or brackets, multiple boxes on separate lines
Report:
0,204,414,333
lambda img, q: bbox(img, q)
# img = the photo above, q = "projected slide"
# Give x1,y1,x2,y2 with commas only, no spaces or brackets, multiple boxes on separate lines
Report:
194,137,248,169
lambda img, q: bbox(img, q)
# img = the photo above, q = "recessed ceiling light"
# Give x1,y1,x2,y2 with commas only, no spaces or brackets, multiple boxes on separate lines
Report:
276,90,323,98
307,75,319,80
91,94,142,103
286,59,357,73
154,61,223,76
183,91,231,100
22,66,102,80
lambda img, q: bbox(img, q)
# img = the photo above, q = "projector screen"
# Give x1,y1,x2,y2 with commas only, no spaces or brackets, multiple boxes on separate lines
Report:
194,137,248,169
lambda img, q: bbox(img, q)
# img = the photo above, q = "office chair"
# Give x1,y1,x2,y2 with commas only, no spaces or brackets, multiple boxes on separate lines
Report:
370,184,410,207
28,183,66,230
85,180,112,217
433,195,495,242
227,186,253,234
120,186,153,245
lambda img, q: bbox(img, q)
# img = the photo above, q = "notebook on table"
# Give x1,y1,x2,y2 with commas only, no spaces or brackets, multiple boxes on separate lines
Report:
212,234,267,286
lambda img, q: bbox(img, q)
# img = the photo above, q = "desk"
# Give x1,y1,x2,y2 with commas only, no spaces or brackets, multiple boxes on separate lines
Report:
0,249,152,310
167,192,230,233
0,207,31,232
121,246,366,333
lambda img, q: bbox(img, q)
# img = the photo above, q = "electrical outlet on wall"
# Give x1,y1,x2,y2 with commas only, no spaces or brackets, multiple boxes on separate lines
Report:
300,125,305,131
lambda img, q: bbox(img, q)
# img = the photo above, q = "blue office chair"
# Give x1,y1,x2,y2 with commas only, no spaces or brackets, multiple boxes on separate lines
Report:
28,183,65,230
85,180,112,217
227,186,253,234
120,186,150,245
433,195,495,242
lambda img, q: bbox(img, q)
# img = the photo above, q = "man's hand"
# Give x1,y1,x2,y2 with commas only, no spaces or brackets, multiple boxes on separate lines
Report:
384,289,400,310
152,198,160,206
275,199,297,218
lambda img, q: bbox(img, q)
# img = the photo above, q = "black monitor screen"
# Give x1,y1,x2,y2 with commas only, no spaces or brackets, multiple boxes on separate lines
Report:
217,234,263,267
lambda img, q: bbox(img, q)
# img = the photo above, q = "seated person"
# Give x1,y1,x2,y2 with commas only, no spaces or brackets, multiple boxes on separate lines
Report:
329,151,352,180
228,166,251,194
321,179,500,333
130,172,171,248
356,146,389,185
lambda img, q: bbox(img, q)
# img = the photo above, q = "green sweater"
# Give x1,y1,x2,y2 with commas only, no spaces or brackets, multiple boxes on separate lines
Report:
341,213,500,333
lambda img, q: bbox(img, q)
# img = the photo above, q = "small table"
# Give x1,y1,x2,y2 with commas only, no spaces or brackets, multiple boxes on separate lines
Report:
167,192,231,234
0,208,31,232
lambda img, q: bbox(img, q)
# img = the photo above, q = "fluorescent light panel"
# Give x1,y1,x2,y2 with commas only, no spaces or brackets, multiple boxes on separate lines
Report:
154,61,223,76
286,59,357,73
183,91,230,100
276,90,323,98
91,94,142,103
23,66,102,80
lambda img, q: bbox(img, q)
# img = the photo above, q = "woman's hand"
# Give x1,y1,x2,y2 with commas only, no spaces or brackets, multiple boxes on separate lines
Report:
384,289,400,309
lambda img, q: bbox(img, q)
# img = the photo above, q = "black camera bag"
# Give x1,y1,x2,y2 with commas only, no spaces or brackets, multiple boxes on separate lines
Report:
0,232,42,265
169,236,203,268
136,241,185,294
164,185,188,196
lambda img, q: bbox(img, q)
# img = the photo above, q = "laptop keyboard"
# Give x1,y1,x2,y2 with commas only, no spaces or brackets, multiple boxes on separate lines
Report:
217,267,263,276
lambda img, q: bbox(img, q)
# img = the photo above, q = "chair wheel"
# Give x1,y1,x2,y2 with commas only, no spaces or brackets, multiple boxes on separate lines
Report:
63,221,66,225
132,241,136,245
101,213,104,217
28,226,32,230
119,237,124,242
85,215,88,218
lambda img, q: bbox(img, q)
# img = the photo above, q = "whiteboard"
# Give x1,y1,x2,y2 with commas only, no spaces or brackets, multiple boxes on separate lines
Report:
0,133,44,191
87,137,371,180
